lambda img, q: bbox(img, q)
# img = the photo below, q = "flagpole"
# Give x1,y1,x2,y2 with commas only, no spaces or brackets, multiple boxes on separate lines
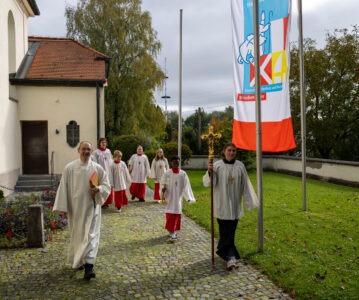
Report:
297,0,307,211
253,0,264,253
178,9,183,168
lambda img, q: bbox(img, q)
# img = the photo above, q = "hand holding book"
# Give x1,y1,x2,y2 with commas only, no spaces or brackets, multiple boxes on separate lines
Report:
89,171,99,201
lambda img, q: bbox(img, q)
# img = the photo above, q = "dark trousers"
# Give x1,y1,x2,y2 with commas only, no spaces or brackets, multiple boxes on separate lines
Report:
216,219,240,261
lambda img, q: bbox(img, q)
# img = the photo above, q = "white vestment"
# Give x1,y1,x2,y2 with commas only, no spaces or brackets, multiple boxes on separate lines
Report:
53,159,111,268
203,160,258,220
109,161,131,191
160,169,196,214
128,154,150,183
91,148,112,174
150,158,169,182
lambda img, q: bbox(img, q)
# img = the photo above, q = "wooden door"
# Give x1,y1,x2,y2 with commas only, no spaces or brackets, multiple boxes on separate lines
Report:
22,121,49,174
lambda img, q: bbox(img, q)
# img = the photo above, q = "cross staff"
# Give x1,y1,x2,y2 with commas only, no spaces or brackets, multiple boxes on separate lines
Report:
201,125,221,268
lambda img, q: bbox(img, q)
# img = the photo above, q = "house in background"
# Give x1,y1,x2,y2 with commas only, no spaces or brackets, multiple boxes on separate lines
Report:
1,0,109,196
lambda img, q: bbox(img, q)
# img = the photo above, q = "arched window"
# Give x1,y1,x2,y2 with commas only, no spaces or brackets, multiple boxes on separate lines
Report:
8,11,16,73
8,11,16,99
66,121,80,148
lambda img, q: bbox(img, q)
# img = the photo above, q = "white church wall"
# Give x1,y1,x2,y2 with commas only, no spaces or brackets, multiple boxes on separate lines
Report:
0,0,32,195
17,85,101,175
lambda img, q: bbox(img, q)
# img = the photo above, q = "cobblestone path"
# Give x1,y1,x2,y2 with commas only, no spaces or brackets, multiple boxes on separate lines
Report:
0,192,290,299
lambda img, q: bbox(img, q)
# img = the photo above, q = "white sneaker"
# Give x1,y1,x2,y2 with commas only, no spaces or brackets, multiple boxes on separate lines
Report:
169,232,177,242
227,257,237,270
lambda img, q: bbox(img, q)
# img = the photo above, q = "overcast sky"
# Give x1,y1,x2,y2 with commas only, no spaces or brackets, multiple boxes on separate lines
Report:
28,0,358,118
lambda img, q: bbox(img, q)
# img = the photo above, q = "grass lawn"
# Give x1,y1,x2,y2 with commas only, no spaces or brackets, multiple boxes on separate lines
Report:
180,170,359,300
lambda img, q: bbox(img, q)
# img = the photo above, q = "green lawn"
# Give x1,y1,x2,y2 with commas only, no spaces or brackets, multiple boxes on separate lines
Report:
181,170,359,300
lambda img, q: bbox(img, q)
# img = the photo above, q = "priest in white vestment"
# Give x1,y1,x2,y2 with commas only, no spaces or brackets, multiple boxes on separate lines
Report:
203,142,258,270
160,156,196,242
128,145,150,202
53,141,111,280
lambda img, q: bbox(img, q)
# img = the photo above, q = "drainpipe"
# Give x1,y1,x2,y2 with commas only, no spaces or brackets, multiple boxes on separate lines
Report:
96,82,100,140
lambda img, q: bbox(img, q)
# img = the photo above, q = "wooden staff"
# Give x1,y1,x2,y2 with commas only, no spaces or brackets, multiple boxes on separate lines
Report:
201,125,221,268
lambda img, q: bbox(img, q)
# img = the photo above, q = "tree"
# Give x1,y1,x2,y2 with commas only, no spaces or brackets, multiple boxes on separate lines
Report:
65,0,166,138
183,108,211,154
290,26,359,161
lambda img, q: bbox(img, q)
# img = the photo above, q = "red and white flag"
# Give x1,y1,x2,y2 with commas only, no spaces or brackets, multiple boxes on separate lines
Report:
231,0,296,152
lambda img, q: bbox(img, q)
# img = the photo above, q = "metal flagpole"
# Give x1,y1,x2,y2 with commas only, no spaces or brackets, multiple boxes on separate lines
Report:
178,9,183,168
297,0,307,211
253,0,264,253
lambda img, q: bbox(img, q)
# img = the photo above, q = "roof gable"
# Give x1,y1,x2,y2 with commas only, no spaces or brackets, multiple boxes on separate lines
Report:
12,37,109,87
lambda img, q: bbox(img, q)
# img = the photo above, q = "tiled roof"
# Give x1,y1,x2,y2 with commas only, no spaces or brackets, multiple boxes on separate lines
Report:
25,36,108,81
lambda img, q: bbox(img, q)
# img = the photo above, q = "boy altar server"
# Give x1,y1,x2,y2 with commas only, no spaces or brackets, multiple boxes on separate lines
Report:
161,156,196,242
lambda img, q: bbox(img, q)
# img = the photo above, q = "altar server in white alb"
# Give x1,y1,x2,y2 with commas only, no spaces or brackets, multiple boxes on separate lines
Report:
53,141,111,280
109,150,132,212
150,148,169,201
161,156,196,242
203,142,258,271
91,137,113,207
128,145,150,202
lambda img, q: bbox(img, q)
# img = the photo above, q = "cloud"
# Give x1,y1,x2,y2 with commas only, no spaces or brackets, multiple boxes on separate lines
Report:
28,0,358,118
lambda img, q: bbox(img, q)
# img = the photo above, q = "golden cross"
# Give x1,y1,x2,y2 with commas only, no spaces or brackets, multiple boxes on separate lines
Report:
201,125,222,161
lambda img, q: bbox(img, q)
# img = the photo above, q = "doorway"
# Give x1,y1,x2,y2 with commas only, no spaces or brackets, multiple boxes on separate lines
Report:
22,121,49,174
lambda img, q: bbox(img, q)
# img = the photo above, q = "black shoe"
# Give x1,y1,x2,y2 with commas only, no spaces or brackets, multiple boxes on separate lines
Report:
77,265,84,271
131,196,135,200
139,198,145,202
84,263,96,281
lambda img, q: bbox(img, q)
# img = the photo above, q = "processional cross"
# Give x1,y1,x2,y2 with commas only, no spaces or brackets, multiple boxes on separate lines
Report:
201,125,221,268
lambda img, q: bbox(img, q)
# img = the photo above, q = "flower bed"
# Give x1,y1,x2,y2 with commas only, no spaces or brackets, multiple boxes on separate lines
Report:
0,190,67,249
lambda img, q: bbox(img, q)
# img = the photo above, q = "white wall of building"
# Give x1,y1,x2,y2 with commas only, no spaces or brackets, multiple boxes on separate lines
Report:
17,85,104,174
0,0,33,194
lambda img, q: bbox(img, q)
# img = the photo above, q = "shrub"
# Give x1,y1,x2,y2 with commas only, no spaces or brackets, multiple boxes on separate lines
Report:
145,149,157,164
0,190,67,249
110,135,152,163
237,149,256,172
0,189,4,200
162,142,192,165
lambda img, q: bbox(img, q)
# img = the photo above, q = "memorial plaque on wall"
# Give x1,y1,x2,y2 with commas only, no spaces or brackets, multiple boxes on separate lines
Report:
66,120,79,147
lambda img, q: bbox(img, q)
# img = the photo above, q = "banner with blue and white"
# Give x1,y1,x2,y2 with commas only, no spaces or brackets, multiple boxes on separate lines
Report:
232,0,296,152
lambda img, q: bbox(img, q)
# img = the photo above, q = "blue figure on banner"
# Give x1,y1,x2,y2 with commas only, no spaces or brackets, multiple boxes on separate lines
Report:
237,11,271,64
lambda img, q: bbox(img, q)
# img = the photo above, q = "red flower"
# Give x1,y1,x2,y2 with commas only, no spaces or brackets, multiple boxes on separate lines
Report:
6,231,12,238
50,221,55,228
6,210,11,216
49,204,53,209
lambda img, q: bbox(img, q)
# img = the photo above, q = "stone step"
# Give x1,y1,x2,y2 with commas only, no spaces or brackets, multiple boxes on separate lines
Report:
15,174,57,192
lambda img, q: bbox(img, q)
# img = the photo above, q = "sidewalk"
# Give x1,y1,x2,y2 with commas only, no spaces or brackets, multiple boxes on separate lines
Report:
0,188,290,299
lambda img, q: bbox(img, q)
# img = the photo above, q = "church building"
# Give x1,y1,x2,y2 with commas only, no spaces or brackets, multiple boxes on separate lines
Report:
1,0,109,195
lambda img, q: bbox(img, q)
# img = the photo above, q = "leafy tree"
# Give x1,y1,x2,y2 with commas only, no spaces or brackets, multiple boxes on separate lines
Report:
65,0,166,138
110,134,151,162
166,111,181,142
290,26,359,160
183,108,210,154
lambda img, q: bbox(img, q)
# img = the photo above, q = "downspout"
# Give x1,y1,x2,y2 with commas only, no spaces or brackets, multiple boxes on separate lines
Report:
96,82,100,140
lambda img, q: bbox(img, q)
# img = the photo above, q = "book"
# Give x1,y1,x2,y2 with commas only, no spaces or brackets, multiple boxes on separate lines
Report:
89,171,98,188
